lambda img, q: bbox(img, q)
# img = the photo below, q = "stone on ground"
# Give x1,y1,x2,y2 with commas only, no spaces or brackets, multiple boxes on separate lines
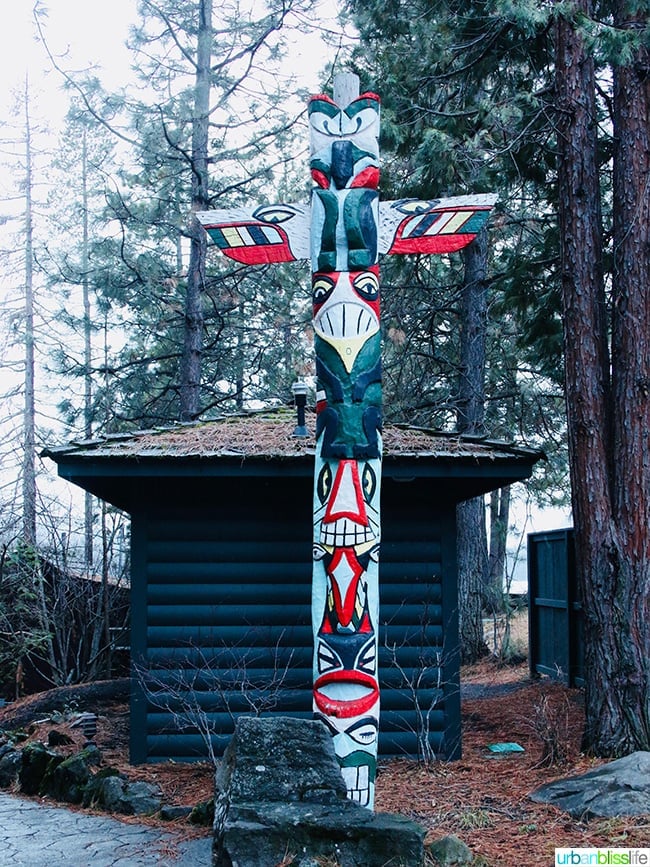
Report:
530,751,650,818
427,834,474,865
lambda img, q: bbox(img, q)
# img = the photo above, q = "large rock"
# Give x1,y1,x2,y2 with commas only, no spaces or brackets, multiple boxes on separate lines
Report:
213,717,425,867
0,749,21,788
217,802,425,867
41,746,99,804
216,716,348,806
530,751,650,818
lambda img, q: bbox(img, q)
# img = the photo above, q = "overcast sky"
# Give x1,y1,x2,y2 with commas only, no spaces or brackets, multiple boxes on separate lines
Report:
2,1,136,115
1,1,346,124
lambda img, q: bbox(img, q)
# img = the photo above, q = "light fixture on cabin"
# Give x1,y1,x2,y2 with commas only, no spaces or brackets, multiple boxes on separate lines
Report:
291,381,309,437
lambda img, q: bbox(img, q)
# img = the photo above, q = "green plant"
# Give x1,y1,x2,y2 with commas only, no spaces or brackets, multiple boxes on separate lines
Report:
458,808,494,830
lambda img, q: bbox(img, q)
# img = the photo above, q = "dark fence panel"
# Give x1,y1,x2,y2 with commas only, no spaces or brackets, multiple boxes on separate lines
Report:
527,528,583,686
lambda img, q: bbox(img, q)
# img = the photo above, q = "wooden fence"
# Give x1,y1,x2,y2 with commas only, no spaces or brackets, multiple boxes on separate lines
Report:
527,528,583,687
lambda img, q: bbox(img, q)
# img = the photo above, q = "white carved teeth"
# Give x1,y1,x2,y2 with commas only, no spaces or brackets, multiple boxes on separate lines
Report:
341,765,370,806
315,302,378,340
320,518,375,547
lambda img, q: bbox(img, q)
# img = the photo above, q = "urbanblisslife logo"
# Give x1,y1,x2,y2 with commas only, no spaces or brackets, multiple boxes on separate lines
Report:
555,850,650,865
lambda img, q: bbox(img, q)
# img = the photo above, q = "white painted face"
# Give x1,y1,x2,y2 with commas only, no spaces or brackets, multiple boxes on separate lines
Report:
312,271,380,372
313,458,381,548
308,94,380,164
314,707,379,808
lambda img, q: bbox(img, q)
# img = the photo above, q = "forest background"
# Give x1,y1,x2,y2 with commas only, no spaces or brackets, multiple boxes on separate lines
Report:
0,0,647,757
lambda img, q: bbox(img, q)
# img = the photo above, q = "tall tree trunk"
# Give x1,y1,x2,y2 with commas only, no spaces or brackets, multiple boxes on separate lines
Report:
180,0,212,421
456,227,489,662
81,129,94,569
555,0,650,754
487,485,510,609
604,0,650,753
22,76,36,548
101,501,112,678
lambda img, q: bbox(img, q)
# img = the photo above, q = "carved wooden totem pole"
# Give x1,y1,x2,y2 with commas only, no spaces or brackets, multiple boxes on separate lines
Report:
198,74,496,810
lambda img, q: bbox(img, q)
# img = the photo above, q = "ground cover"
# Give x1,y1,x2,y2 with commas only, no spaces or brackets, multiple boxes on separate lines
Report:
1,657,648,865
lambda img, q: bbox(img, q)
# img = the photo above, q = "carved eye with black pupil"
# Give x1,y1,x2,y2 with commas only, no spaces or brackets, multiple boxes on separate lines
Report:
252,205,298,224
317,464,333,504
353,272,379,302
393,199,439,215
362,463,377,503
313,276,335,305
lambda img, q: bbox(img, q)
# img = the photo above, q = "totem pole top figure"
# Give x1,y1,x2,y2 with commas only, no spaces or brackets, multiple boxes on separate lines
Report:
197,77,496,270
197,73,497,811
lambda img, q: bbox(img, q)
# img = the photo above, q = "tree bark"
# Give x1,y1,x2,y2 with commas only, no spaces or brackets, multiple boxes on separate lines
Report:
604,0,650,753
457,499,489,662
456,227,489,662
0,679,130,731
555,0,650,754
180,0,212,421
22,77,37,547
487,485,511,609
81,129,94,569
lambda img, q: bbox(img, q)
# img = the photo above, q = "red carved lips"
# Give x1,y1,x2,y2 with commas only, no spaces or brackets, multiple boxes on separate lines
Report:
313,671,379,718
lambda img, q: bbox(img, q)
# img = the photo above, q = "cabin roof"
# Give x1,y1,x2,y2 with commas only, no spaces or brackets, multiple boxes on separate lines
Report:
42,408,541,463
42,409,543,512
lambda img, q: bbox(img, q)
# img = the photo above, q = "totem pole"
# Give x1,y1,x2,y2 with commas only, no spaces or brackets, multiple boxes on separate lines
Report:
198,74,496,810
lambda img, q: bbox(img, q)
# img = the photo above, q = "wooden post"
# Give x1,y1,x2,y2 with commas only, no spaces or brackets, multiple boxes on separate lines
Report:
308,75,383,807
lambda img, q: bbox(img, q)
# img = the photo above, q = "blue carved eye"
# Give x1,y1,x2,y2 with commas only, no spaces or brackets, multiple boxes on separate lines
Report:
346,717,378,745
312,275,335,305
353,272,379,302
355,636,377,675
317,640,342,674
252,205,298,224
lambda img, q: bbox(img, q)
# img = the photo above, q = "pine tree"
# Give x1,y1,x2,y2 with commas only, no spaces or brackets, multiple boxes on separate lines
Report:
22,76,37,547
43,99,121,566
118,0,311,422
37,0,314,427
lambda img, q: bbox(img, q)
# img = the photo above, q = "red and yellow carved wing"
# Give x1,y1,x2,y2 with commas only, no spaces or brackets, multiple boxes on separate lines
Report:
197,204,310,265
379,195,498,256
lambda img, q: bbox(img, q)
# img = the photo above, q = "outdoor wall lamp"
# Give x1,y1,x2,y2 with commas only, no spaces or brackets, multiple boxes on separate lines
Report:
291,381,309,437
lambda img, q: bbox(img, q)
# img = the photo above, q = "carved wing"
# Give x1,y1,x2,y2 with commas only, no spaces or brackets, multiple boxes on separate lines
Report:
198,193,497,264
196,203,311,265
378,194,498,256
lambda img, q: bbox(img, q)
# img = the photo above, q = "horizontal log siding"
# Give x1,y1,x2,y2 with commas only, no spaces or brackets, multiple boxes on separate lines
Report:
130,476,460,764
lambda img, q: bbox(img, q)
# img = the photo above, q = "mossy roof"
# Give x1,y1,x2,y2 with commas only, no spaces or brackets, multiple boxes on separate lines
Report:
42,408,541,463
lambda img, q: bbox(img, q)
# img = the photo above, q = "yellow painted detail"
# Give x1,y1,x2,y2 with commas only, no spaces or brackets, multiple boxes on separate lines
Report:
318,332,377,373
440,211,471,234
222,227,246,247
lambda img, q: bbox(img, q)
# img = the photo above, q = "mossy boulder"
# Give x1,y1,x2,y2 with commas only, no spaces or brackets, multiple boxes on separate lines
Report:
0,749,21,788
19,742,63,796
